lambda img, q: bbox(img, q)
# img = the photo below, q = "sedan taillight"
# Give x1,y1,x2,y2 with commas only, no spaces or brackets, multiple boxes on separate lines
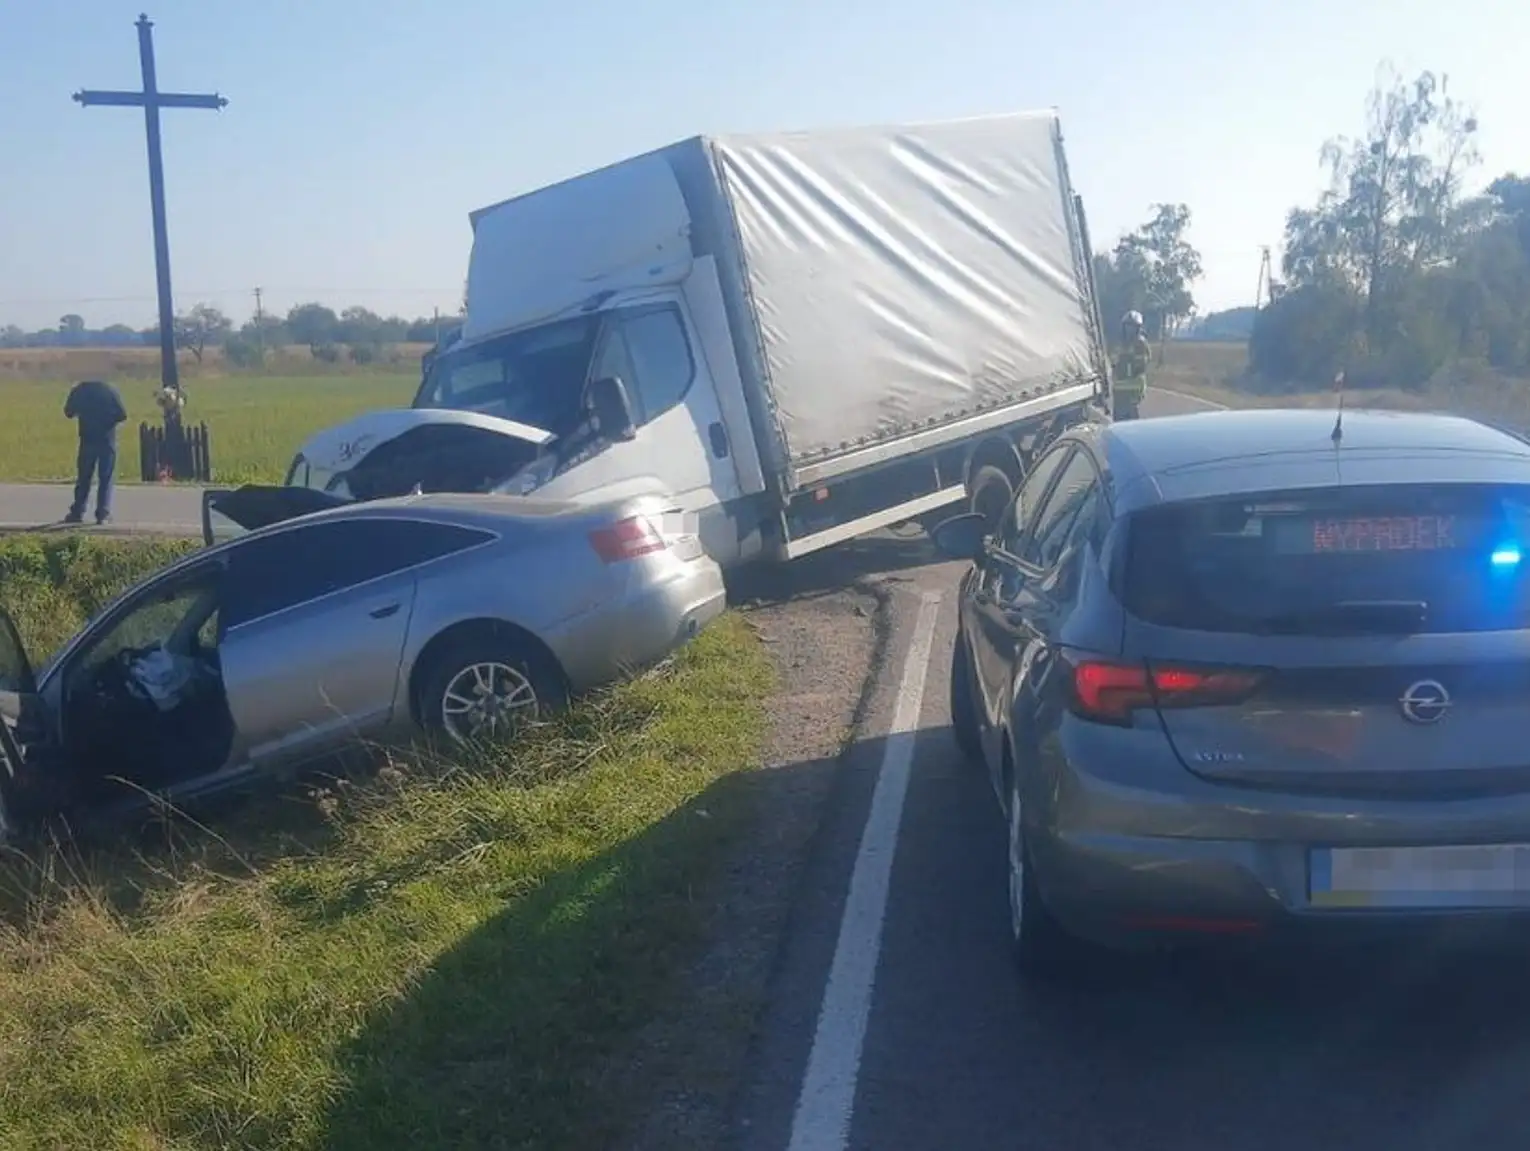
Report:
588,515,667,563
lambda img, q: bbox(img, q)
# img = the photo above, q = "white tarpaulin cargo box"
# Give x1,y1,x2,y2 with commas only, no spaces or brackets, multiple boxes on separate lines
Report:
467,111,1104,492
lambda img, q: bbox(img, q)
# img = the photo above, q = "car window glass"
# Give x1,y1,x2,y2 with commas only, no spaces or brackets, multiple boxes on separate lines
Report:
71,575,221,682
997,447,1070,556
1023,453,1099,569
1124,483,1530,635
1047,485,1108,604
224,519,493,629
611,307,694,423
416,316,600,433
592,325,635,394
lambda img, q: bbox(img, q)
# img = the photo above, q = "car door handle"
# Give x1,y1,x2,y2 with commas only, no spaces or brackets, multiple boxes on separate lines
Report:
708,421,730,459
369,603,401,620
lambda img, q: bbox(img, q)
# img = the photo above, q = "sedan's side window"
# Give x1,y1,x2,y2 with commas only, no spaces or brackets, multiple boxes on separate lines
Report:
223,519,494,629
996,446,1071,558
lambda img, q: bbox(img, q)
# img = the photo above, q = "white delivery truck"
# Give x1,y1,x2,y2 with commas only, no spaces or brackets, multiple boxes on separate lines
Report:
283,111,1113,569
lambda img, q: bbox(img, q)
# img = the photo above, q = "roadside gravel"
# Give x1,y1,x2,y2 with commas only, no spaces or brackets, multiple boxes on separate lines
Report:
610,570,891,1151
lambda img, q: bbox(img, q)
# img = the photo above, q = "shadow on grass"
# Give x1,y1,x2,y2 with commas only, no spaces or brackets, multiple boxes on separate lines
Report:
314,756,821,1151
0,744,391,928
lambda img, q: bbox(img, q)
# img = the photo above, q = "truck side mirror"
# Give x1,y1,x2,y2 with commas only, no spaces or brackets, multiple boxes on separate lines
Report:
587,376,637,442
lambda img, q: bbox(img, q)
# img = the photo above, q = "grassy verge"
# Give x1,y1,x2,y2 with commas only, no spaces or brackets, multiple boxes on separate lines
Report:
0,537,774,1150
0,374,416,485
0,533,200,659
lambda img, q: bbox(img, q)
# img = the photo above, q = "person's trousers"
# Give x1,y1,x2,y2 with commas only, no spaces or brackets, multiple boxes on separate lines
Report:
71,437,116,520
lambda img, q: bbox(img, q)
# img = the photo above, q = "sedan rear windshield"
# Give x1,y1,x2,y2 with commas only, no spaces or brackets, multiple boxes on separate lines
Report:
1123,484,1530,635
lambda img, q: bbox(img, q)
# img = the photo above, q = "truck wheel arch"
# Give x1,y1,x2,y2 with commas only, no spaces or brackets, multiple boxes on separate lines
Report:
964,439,1026,492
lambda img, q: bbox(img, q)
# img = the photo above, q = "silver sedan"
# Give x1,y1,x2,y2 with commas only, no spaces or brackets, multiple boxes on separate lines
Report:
0,486,724,841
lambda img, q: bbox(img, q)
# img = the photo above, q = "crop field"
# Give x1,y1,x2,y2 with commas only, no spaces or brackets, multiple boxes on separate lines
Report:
0,372,418,485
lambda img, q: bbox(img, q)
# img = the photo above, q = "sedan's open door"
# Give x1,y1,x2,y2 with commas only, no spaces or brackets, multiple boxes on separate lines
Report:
0,606,50,840
202,485,351,546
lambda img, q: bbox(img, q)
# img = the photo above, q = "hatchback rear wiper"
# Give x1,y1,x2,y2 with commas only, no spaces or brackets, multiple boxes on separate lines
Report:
1247,600,1429,636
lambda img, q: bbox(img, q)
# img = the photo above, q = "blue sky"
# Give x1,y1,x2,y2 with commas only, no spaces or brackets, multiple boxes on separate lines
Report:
1,0,1525,330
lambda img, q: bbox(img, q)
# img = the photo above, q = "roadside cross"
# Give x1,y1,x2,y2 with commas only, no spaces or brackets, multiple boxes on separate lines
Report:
72,14,228,396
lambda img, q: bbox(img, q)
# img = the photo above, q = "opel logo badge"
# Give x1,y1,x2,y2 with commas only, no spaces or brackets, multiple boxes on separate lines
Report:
1399,679,1451,725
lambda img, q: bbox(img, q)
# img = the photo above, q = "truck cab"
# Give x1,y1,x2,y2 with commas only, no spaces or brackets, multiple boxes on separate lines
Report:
286,151,770,568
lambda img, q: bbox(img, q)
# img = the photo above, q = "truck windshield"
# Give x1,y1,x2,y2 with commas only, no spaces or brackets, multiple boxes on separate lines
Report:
413,315,599,435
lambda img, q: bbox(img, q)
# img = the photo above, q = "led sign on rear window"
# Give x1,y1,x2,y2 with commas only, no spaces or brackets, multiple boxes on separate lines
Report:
1310,515,1457,553
1127,484,1530,635
1264,513,1492,556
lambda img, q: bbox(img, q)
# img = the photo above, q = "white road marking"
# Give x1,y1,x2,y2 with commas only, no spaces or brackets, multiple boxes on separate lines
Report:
786,589,944,1151
1152,387,1228,411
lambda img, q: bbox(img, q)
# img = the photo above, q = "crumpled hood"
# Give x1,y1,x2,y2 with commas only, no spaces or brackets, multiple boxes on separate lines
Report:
296,408,555,474
292,408,559,501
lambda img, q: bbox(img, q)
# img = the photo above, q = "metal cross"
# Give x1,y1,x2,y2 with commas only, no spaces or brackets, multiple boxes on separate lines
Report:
73,14,228,395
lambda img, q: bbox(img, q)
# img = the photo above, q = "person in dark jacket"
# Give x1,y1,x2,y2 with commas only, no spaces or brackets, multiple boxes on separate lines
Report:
63,379,128,525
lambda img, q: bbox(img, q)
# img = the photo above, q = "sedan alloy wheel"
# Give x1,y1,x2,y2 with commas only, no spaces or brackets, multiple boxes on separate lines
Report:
440,660,539,743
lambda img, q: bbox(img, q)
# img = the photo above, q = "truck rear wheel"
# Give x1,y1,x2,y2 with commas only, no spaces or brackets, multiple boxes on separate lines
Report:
968,464,1014,532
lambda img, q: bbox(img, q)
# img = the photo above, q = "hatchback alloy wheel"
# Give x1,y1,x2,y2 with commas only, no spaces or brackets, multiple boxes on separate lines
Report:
1007,773,1080,977
1007,780,1027,943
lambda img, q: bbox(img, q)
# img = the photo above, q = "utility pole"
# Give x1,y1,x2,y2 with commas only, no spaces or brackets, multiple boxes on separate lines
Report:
73,14,228,396
253,286,264,351
1255,246,1275,311
433,305,441,345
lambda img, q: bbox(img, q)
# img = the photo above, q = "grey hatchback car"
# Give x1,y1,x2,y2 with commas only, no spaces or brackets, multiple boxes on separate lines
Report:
933,408,1530,975
0,486,723,843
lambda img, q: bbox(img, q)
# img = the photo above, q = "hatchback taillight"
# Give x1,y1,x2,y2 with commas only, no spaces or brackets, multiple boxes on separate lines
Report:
1064,654,1262,725
588,515,668,563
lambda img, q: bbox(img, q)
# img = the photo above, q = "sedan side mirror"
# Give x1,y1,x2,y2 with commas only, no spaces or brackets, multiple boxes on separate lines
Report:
587,375,637,443
929,512,990,562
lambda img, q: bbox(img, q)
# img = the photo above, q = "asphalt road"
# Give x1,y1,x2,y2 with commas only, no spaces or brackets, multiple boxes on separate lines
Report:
0,480,207,535
733,388,1530,1151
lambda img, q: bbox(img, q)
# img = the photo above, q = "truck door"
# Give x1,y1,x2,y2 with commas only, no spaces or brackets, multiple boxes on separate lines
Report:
540,296,746,555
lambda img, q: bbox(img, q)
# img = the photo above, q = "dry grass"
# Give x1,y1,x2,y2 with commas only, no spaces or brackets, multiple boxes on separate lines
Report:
0,534,773,1149
0,343,434,382
1157,340,1530,429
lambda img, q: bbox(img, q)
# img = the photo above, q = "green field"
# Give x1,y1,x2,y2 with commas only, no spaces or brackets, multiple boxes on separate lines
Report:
0,533,773,1149
0,373,417,485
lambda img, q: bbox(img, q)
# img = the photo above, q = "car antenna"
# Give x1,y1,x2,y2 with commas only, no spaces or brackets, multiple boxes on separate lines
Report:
1330,370,1346,444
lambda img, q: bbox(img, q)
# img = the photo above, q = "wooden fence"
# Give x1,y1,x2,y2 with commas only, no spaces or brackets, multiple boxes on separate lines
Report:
138,420,213,482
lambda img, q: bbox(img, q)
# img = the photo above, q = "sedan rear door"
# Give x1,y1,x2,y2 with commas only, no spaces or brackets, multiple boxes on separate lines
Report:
0,607,52,831
215,516,496,770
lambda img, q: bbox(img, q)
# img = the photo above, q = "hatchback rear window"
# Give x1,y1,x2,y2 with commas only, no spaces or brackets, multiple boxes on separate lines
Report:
1123,484,1530,634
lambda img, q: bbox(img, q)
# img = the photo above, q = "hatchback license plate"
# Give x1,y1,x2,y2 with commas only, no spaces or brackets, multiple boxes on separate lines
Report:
1311,844,1530,908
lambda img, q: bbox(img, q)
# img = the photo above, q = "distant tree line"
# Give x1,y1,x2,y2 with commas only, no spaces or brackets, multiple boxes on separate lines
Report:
0,303,462,368
1092,202,1204,350
1249,65,1530,391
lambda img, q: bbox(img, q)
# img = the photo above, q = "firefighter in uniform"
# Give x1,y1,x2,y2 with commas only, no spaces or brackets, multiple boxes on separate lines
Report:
1112,310,1151,420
